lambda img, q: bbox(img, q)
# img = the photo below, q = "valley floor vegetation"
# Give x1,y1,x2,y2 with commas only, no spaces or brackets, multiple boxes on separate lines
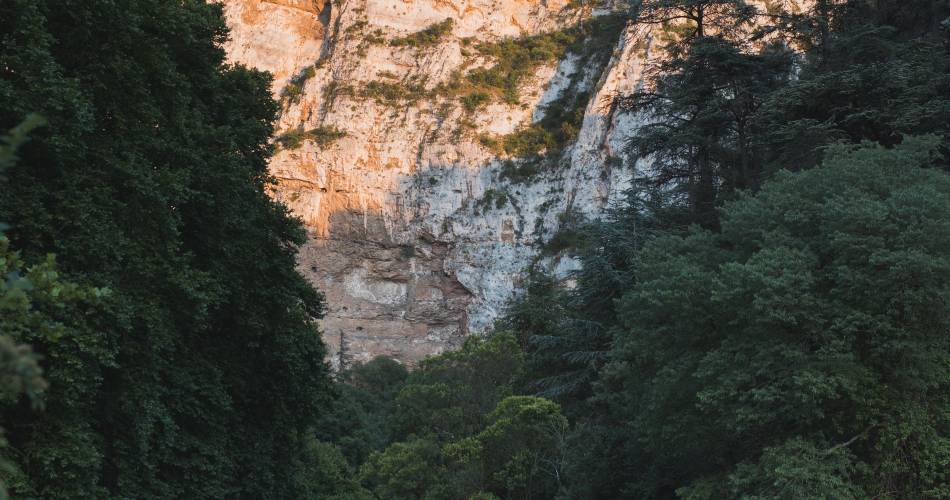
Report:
1,0,949,498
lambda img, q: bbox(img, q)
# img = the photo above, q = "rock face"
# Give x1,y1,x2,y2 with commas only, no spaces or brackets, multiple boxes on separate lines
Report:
222,0,652,367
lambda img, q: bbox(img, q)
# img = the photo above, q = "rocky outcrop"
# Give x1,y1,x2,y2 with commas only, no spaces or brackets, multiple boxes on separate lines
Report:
222,0,653,366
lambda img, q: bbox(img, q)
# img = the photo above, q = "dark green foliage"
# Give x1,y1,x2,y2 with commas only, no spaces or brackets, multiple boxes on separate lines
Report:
499,159,541,184
1,1,949,498
352,335,569,499
282,65,318,105
633,0,758,43
361,80,429,106
460,91,491,112
390,18,454,48
623,34,794,228
505,189,656,412
276,125,347,150
390,333,524,442
0,120,111,497
603,139,950,497
0,0,334,497
755,2,950,173
502,2,950,498
359,438,448,499
291,433,374,499
446,396,568,499
314,357,409,465
474,188,510,213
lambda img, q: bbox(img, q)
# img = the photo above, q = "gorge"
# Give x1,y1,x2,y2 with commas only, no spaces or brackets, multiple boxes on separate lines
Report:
221,0,653,365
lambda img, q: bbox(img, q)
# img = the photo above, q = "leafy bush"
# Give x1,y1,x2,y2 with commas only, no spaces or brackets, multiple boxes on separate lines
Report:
474,188,509,213
464,16,623,160
276,126,347,150
390,18,454,48
282,65,318,105
361,80,429,106
460,91,491,112
499,159,540,184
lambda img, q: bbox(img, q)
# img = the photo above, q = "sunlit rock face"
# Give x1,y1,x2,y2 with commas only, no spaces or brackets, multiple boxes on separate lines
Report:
222,0,655,366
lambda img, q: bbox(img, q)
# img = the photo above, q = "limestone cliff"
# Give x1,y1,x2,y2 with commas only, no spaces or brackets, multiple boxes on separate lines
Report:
222,0,653,366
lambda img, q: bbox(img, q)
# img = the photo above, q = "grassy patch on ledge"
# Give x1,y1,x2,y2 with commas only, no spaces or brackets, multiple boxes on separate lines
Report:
390,18,454,48
281,65,317,105
276,126,347,150
443,15,625,109
479,91,589,157
360,80,429,106
473,14,625,164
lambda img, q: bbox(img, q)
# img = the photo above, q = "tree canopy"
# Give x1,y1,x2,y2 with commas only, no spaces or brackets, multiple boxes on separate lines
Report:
0,0,333,496
1,0,948,498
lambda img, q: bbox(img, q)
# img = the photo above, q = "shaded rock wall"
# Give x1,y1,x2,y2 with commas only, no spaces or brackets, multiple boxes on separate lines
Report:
222,0,652,366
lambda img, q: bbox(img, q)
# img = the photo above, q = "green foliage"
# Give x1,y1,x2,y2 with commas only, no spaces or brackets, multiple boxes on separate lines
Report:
755,15,950,173
623,34,794,228
390,18,454,48
282,65,318,105
478,93,588,159
466,31,575,105
474,188,509,214
314,357,408,465
292,433,374,499
440,15,623,110
473,15,624,163
359,439,448,499
2,2,949,499
498,159,541,184
362,80,429,106
467,396,568,498
635,0,759,41
339,333,571,498
460,91,491,112
602,139,950,497
358,389,569,500
0,114,111,499
390,333,523,442
0,239,112,498
482,126,556,158
0,0,334,496
276,125,347,150
0,114,44,175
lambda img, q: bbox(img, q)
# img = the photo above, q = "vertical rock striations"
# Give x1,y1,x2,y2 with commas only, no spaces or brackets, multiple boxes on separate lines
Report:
222,0,653,366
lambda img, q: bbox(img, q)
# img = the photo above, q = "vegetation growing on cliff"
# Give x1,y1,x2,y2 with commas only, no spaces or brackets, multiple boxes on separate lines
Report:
317,1,950,498
359,14,625,166
361,79,429,106
276,125,347,150
1,0,949,498
474,15,625,163
282,64,318,105
445,14,625,109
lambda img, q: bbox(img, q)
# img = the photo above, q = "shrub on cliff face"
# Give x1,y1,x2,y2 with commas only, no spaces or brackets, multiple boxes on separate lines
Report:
390,18,454,48
282,65,318,105
276,126,347,150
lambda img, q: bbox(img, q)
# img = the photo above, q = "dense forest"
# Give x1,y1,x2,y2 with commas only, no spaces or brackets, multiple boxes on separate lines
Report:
1,0,949,498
